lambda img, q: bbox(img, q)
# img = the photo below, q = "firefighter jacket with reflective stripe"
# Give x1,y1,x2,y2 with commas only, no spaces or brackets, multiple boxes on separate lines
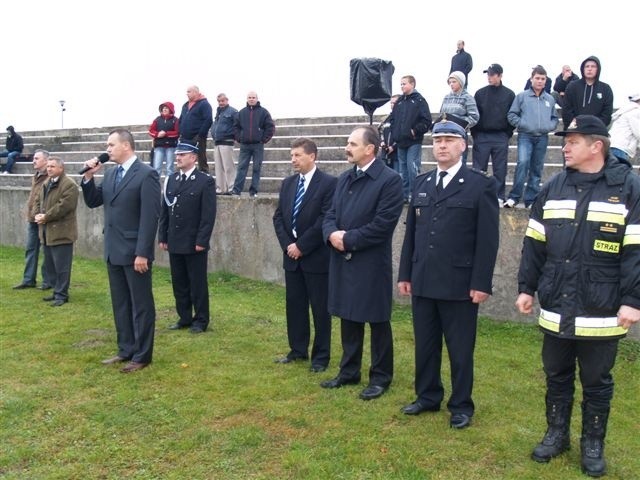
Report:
518,155,640,339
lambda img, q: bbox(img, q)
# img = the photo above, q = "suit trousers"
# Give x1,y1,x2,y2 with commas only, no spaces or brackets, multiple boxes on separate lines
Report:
213,144,236,193
169,250,210,330
338,318,393,387
284,268,331,366
542,334,618,411
42,242,73,301
411,296,479,416
107,261,156,364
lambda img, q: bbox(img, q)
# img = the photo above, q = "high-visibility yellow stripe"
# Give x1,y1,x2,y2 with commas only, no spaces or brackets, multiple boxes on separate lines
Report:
623,224,640,246
575,316,627,337
586,202,627,225
543,200,576,220
538,309,560,332
526,218,546,242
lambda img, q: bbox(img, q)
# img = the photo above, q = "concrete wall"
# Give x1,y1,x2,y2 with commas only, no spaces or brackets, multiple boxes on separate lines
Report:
1,186,637,339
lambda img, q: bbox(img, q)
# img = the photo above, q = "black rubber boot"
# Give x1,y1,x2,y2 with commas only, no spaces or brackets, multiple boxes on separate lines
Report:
581,407,608,477
531,401,572,463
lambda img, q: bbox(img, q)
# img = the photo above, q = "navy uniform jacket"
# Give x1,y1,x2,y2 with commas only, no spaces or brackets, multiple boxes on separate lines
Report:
398,165,499,299
273,169,337,273
158,170,216,254
82,159,161,265
323,159,404,323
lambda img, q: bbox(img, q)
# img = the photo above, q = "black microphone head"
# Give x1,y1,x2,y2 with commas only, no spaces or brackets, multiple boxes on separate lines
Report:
98,153,110,163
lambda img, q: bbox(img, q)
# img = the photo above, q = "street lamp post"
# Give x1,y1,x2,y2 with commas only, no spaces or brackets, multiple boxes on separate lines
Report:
59,100,66,128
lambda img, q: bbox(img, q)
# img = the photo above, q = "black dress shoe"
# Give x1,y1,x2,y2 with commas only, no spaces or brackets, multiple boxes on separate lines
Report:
13,283,36,290
274,355,308,364
359,384,388,401
401,400,441,415
189,326,205,334
50,299,67,307
310,364,328,373
450,413,472,429
320,376,360,389
43,295,55,301
40,285,52,290
168,323,189,330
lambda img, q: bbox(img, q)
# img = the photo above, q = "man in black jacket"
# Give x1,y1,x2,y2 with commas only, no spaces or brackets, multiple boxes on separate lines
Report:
231,91,275,197
562,56,614,128
390,76,431,203
450,40,472,87
470,64,515,206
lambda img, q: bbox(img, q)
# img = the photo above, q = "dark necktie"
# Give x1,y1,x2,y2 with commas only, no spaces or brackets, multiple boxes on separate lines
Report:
181,173,187,182
436,171,447,194
114,166,124,191
291,175,305,235
356,168,364,178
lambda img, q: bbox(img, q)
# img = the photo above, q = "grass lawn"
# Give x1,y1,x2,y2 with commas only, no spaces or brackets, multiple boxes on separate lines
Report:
0,246,638,480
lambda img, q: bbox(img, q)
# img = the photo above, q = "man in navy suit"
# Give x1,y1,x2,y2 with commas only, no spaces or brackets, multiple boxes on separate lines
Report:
398,120,499,428
321,126,404,400
81,129,161,373
273,138,337,372
159,140,216,334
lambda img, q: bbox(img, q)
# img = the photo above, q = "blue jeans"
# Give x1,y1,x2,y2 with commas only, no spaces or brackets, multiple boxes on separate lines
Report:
152,147,175,176
0,150,20,173
22,222,52,287
233,143,264,195
508,133,549,207
397,143,422,200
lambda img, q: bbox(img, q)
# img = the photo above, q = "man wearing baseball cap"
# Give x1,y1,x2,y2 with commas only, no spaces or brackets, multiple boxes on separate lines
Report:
516,115,640,476
398,119,499,429
471,64,516,207
159,140,217,334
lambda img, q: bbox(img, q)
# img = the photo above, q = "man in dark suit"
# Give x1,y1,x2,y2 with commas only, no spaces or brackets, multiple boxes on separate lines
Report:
81,129,161,373
321,126,404,400
398,120,499,428
273,138,337,372
158,140,216,334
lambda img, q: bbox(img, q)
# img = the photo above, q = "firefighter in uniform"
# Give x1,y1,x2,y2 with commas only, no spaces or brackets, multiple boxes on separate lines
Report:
515,115,640,477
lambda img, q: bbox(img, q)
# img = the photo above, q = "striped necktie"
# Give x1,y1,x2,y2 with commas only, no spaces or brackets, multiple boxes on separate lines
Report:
291,175,306,236
114,166,124,191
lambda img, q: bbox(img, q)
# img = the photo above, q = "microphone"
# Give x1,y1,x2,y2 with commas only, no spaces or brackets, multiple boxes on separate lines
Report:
79,153,110,174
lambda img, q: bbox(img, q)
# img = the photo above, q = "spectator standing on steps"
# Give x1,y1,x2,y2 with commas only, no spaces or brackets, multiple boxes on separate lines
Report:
471,64,515,207
450,40,472,88
439,70,479,164
562,56,614,128
552,65,579,110
179,86,213,173
390,75,432,203
210,93,238,194
231,91,275,198
148,101,180,176
1,126,24,174
504,66,558,209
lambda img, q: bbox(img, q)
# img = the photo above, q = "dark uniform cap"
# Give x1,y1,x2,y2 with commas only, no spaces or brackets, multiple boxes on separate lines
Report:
175,140,199,154
432,119,467,139
555,115,609,137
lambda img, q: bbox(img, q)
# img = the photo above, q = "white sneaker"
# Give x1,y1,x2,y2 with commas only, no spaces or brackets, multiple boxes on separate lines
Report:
498,199,505,208
504,198,516,208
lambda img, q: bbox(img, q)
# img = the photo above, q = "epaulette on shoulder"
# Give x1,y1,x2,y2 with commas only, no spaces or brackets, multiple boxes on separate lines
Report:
417,169,436,179
469,167,491,178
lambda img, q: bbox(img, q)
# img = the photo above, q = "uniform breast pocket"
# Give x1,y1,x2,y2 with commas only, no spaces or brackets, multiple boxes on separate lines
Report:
412,196,431,226
445,198,475,225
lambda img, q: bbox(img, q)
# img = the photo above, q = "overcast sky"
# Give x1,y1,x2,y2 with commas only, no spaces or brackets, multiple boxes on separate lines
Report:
3,0,637,132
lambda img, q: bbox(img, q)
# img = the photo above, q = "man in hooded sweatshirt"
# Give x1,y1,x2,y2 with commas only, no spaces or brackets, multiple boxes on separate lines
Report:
562,56,614,128
179,86,213,173
149,102,180,176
